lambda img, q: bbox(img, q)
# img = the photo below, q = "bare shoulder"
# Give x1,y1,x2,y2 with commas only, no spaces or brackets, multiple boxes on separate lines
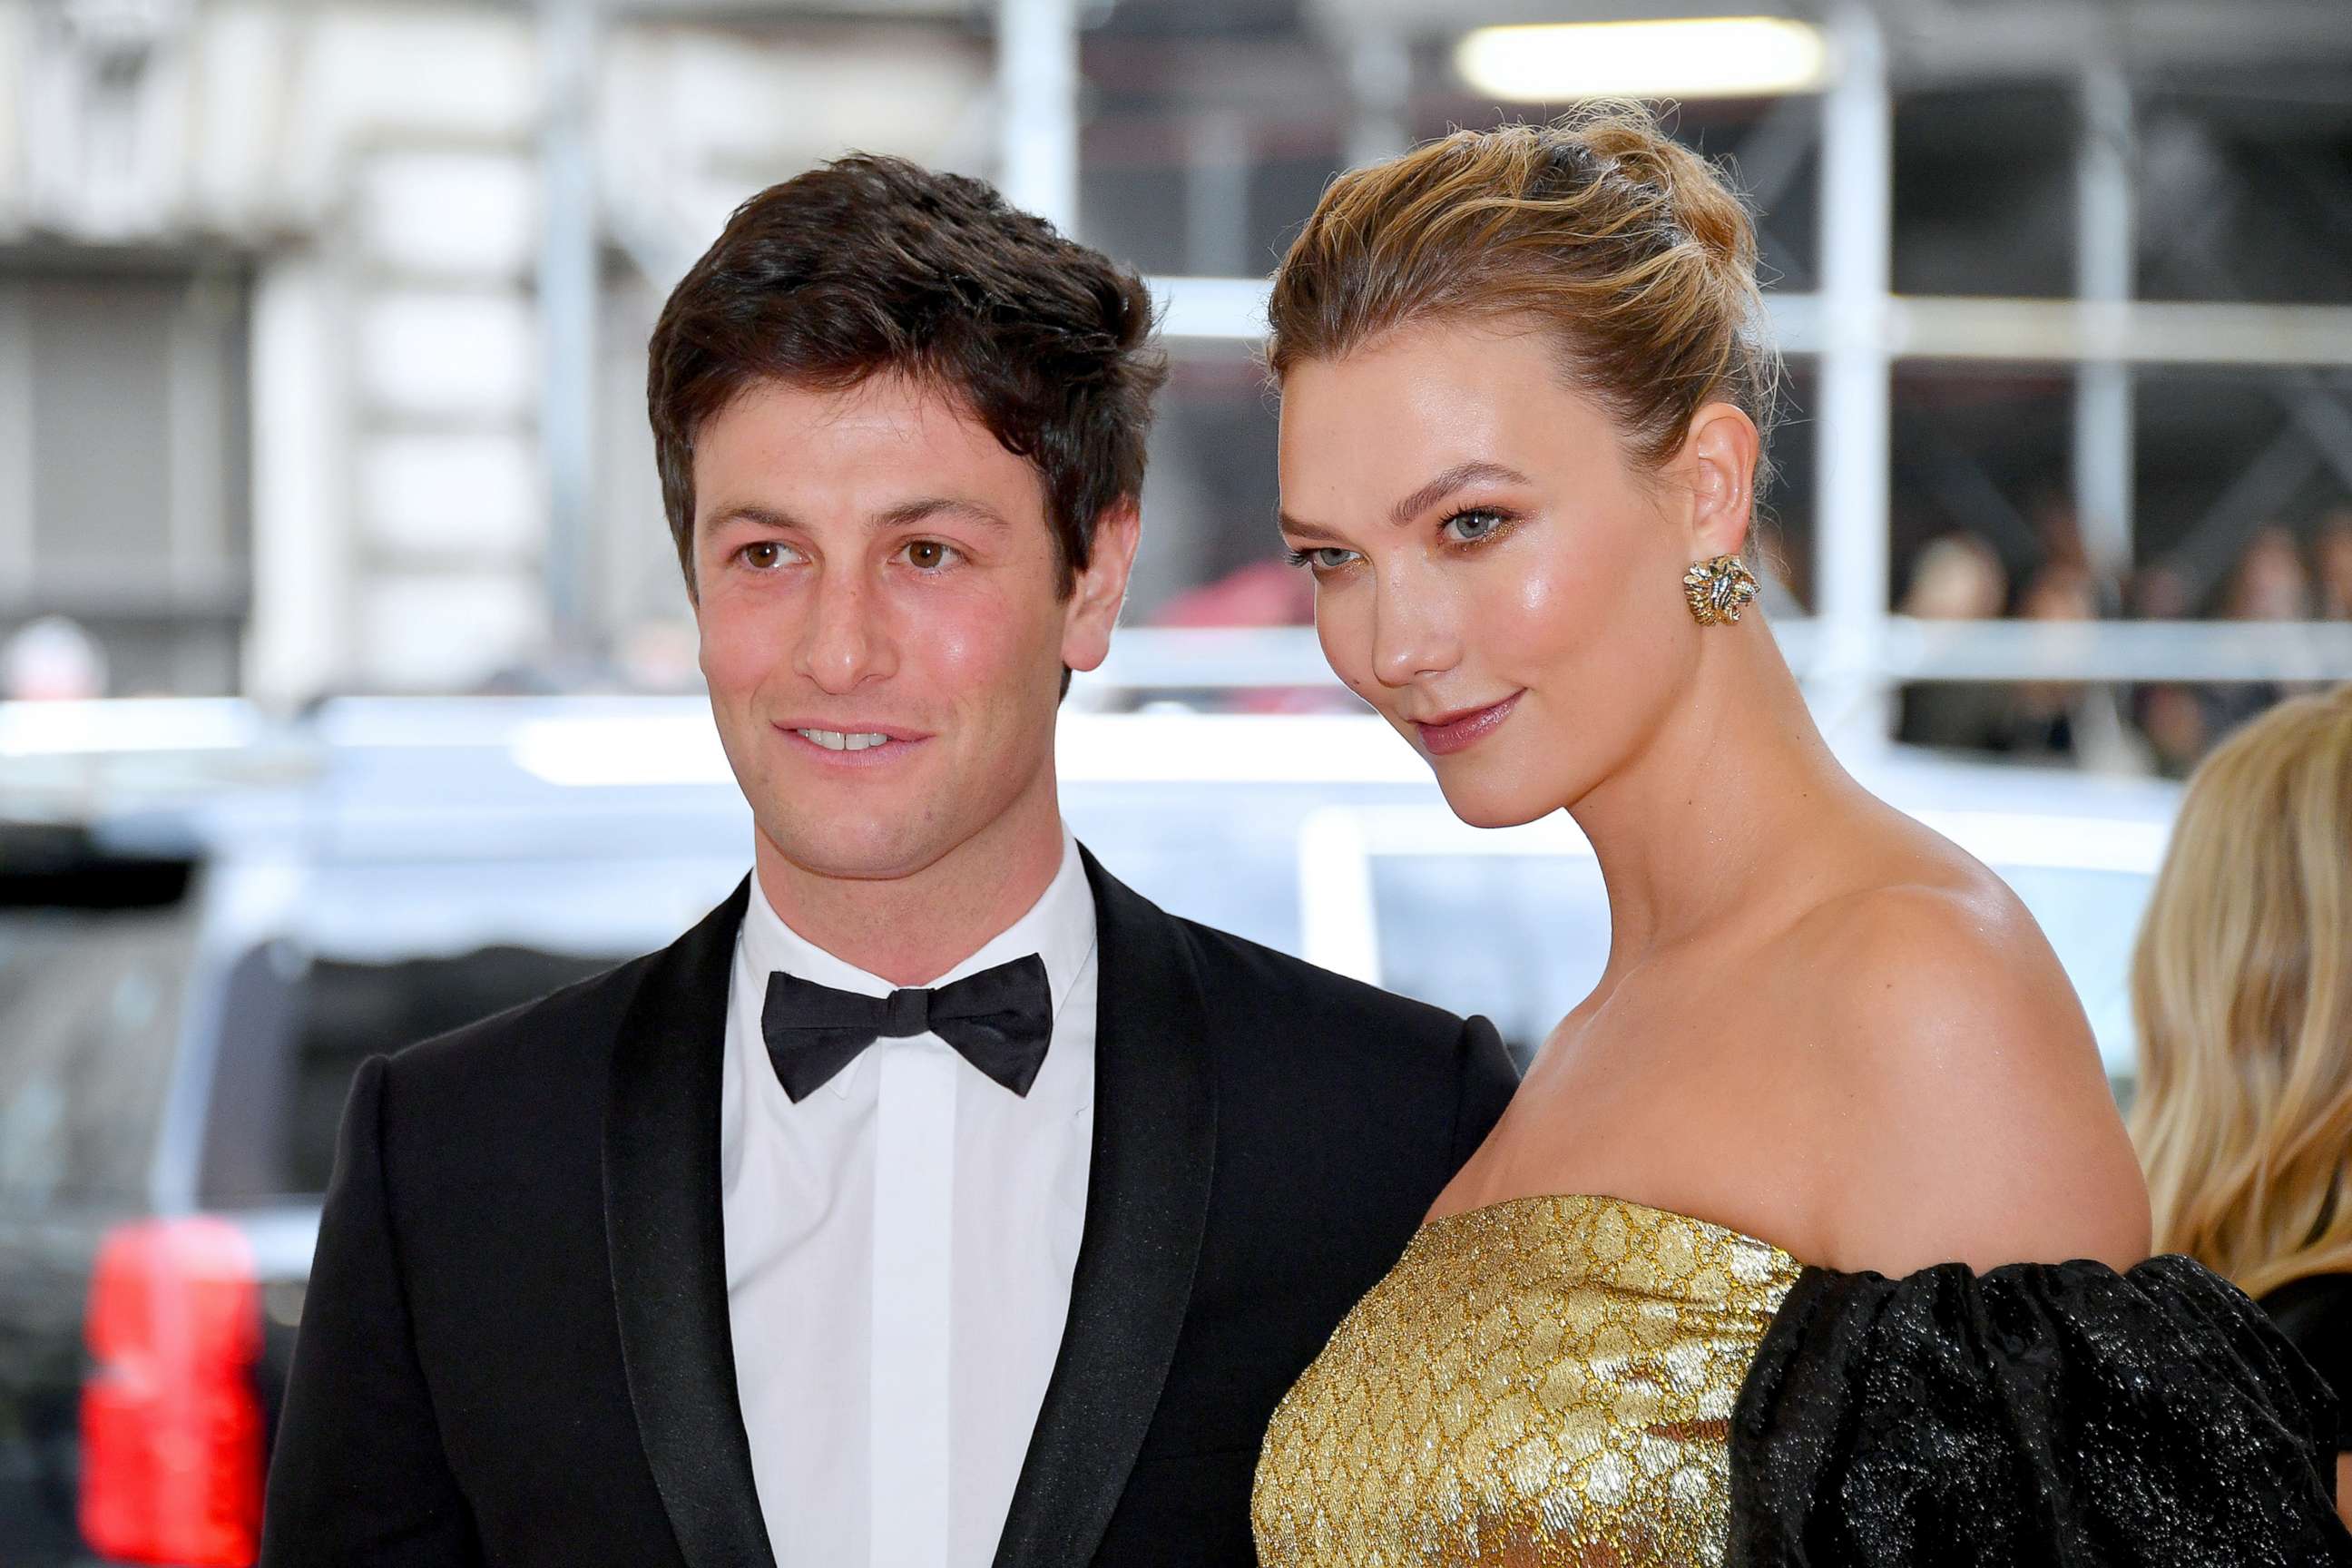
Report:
1784,867,2151,1277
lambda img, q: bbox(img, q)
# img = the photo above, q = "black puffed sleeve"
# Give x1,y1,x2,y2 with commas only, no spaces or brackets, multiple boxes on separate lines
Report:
1727,1253,2351,1566
2259,1273,2352,1453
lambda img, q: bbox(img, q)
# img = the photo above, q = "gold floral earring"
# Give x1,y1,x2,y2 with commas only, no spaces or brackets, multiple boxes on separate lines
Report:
1683,554,1759,625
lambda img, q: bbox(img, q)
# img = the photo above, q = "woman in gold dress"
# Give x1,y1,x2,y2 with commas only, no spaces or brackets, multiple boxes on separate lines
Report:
1250,107,2348,1566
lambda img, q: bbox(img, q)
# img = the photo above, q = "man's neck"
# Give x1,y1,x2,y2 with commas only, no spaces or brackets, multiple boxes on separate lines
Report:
751,807,1071,988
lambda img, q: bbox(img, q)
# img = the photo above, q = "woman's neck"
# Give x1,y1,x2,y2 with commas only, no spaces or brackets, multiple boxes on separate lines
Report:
1567,622,1857,965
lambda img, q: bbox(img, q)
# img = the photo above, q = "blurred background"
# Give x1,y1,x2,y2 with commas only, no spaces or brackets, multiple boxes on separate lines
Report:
2,0,2349,1561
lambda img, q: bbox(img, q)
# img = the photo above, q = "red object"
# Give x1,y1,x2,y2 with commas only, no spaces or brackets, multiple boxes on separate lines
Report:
80,1216,265,1566
1152,558,1315,630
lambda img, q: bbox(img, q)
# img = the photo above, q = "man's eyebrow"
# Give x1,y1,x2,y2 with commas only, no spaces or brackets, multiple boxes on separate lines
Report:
701,504,796,534
699,498,1012,534
870,495,1006,534
871,496,1010,531
1388,461,1533,525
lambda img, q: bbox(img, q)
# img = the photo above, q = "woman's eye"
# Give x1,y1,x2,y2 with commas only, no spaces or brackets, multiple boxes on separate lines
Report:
901,540,960,572
1287,546,1360,572
1444,509,1507,544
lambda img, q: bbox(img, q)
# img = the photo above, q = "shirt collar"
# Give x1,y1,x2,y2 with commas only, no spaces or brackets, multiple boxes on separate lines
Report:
740,833,1098,1024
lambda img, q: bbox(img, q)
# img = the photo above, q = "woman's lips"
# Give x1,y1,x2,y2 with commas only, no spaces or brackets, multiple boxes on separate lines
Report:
1412,691,1524,757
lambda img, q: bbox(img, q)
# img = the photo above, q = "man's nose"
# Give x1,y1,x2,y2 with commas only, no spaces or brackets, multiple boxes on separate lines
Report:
793,570,894,694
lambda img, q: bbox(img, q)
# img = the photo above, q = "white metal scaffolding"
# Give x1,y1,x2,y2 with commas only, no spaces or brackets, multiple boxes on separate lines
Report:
997,0,1082,235
1811,2,1896,747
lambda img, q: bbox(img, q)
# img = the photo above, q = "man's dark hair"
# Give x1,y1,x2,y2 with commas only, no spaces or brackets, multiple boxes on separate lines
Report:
648,154,1169,598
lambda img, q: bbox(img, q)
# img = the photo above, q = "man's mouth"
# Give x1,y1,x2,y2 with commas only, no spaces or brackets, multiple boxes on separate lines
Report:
793,728,894,752
774,720,928,762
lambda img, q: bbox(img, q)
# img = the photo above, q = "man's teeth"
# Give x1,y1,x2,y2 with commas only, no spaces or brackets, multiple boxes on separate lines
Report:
797,728,892,752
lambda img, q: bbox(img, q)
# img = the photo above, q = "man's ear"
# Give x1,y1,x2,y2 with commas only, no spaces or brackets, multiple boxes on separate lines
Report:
1682,402,1759,561
1062,499,1142,675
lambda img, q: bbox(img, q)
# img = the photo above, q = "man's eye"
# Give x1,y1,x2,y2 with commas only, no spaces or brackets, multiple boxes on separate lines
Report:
902,540,959,571
740,542,784,569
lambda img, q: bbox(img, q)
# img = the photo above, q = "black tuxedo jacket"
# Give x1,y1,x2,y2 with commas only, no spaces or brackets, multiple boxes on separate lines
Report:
260,848,1517,1567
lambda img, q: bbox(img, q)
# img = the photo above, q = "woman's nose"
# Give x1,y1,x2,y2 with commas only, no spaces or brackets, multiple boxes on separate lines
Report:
1367,573,1463,689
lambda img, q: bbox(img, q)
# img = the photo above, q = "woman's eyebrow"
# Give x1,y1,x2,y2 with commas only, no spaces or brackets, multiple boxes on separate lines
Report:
1388,462,1532,525
1276,514,1349,544
1279,461,1531,542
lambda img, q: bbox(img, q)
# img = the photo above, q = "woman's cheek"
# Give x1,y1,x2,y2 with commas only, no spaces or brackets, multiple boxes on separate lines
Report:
1475,553,1563,672
1311,590,1366,692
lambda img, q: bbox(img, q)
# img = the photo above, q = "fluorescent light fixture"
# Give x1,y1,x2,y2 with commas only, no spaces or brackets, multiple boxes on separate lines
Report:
1455,17,1830,103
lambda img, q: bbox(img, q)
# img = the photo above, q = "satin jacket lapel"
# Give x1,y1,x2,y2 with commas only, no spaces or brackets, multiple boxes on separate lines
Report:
603,876,779,1568
993,848,1220,1568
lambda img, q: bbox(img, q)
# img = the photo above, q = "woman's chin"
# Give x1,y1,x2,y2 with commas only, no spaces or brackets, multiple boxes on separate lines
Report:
1431,774,1558,831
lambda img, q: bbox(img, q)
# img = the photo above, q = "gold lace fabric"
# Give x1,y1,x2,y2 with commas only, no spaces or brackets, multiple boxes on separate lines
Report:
1252,1194,1804,1567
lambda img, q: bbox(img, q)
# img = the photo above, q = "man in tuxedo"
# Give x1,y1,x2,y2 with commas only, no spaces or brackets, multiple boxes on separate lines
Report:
260,154,1516,1568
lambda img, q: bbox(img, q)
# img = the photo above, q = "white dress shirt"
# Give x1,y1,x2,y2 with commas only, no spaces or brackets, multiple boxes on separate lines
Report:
719,836,1098,1568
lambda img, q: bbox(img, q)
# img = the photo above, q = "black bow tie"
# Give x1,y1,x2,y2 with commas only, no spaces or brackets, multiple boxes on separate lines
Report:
760,954,1054,1103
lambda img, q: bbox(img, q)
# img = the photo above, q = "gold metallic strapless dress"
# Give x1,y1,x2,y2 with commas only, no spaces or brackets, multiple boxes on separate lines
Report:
1250,1194,1802,1567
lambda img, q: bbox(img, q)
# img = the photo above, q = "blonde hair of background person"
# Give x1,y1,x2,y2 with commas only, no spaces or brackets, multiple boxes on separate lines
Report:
2132,681,2352,1522
2134,682,2352,1294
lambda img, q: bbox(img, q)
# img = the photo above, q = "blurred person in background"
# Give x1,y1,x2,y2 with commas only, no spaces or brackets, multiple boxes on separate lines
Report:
2127,562,2213,777
1995,558,2099,759
2317,509,2352,621
1899,531,2007,620
0,614,106,701
2199,523,2317,750
2229,522,2318,623
260,157,1516,1568
1990,559,2148,771
1893,531,2009,752
2131,682,2352,1531
1250,107,2347,1564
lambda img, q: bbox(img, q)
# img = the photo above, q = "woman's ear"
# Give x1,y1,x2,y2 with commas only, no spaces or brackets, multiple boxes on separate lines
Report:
1682,402,1759,560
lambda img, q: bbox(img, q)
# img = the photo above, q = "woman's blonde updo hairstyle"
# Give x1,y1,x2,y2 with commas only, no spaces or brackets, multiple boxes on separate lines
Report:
2132,683,2352,1298
1267,105,1782,514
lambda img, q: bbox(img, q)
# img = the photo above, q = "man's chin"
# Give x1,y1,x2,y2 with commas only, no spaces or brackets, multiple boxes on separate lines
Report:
757,820,960,887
